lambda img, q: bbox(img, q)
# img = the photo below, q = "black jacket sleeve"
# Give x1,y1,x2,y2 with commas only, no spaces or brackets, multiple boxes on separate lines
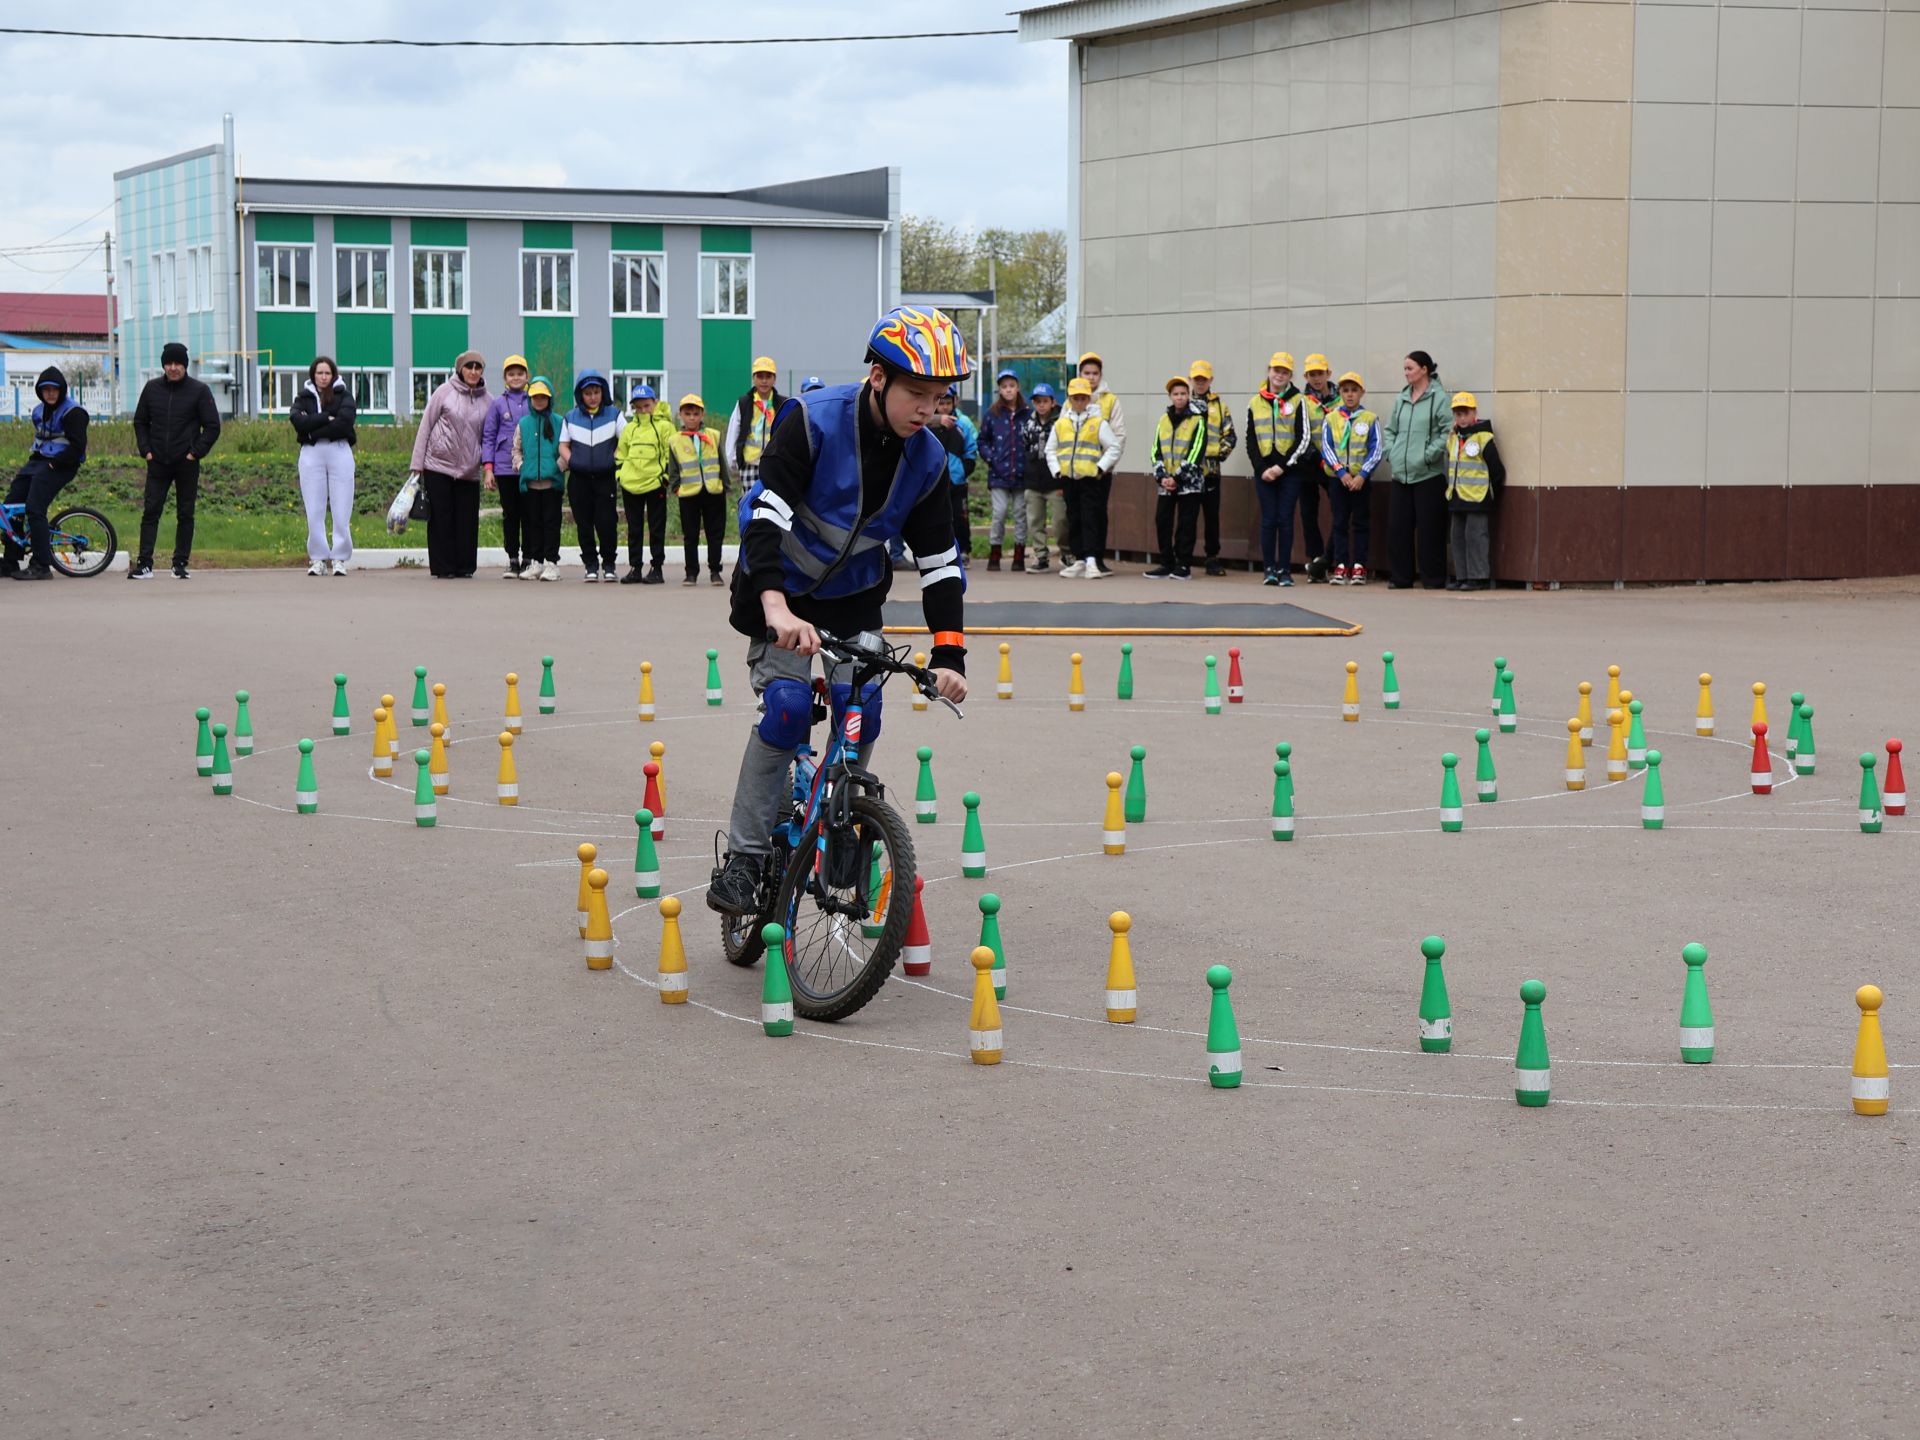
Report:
897,483,965,676
1482,436,1505,497
132,382,153,456
288,392,327,440
321,388,358,444
50,406,89,471
740,402,812,598
191,381,222,457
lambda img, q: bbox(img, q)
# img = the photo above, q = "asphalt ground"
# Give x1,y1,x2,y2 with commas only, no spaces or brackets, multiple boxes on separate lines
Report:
6,567,1916,1438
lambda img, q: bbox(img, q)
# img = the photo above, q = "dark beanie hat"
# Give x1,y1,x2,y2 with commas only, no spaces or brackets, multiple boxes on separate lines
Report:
161,341,190,366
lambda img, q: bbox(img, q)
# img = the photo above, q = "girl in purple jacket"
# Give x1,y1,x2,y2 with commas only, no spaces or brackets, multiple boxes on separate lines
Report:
481,354,533,576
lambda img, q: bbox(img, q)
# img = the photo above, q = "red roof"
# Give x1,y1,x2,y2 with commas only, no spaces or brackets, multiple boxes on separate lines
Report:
0,292,112,337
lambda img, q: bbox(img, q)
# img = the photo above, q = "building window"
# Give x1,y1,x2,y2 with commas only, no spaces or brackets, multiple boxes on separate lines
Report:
335,246,391,311
195,246,214,313
520,250,575,316
610,253,665,317
411,248,467,313
258,367,303,413
257,243,315,310
611,371,668,406
699,254,753,318
122,260,135,321
153,252,179,315
338,367,394,413
410,369,453,414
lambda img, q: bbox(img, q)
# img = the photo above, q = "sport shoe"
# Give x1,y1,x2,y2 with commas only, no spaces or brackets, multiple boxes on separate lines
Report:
1305,555,1328,583
619,567,644,584
1349,565,1368,587
710,570,725,587
539,561,558,581
520,561,541,581
705,852,763,915
501,562,522,579
642,565,664,585
1171,566,1193,580
172,562,191,580
1030,557,1050,573
1262,569,1280,586
127,561,153,580
1330,565,1349,585
1057,560,1086,578
1205,559,1227,576
682,572,699,586
582,567,599,583
1084,561,1113,579
11,563,51,581
308,561,326,577
1279,572,1295,587
1143,565,1172,579
331,560,348,576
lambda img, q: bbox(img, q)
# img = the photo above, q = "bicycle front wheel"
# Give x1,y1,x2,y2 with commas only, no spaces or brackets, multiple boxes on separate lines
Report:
774,792,915,1022
48,507,117,578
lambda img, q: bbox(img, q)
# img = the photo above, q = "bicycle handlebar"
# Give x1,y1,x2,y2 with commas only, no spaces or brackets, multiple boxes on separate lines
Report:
765,629,964,718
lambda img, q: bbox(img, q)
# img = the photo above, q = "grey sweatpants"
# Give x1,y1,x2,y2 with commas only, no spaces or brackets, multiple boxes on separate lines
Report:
725,631,882,855
1449,512,1491,580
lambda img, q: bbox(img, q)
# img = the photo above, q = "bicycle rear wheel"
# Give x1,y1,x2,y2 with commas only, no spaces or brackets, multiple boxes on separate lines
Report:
774,792,915,1022
48,507,117,578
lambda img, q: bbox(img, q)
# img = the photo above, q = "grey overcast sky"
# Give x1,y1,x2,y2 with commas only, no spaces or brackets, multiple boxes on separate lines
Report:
0,2,1067,296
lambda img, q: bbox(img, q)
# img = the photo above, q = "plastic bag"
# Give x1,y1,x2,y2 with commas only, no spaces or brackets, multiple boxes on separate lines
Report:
387,472,421,534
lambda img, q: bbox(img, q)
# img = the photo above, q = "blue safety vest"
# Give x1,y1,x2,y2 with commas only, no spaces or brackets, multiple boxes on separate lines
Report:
736,382,947,599
32,395,78,459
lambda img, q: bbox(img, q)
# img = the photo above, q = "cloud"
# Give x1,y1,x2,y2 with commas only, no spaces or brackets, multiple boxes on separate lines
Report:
0,0,1068,293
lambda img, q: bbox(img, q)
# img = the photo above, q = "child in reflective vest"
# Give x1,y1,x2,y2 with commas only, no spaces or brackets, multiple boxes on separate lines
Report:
1444,392,1504,591
1145,376,1208,580
1319,373,1381,586
668,395,730,586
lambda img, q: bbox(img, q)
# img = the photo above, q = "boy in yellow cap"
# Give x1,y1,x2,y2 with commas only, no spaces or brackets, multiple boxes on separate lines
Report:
1071,351,1125,576
1246,350,1315,586
1187,360,1237,574
668,394,730,586
1145,376,1208,580
1319,372,1381,585
1297,355,1337,581
726,357,785,494
1045,376,1121,577
1444,392,1504,591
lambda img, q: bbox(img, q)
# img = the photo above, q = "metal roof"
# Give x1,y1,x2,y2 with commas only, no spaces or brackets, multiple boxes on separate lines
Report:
1015,0,1258,41
904,290,998,311
0,292,112,337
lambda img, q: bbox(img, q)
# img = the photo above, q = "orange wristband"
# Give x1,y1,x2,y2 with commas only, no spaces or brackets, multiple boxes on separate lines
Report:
931,631,965,650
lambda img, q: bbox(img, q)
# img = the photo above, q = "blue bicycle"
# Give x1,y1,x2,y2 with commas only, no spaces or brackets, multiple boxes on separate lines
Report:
716,632,962,1022
0,501,117,577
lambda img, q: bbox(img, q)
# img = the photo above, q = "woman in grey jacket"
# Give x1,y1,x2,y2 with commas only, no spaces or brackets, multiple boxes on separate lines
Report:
409,350,490,577
1381,350,1452,589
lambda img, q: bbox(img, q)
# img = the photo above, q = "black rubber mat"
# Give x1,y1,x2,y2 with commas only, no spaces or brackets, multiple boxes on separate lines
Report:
881,599,1360,636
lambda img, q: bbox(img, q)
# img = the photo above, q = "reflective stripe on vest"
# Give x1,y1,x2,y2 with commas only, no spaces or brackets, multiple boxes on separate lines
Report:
31,396,77,458
671,430,723,495
1154,412,1205,471
1053,410,1105,478
1323,408,1377,475
1303,392,1334,449
1447,427,1494,504
1251,390,1301,459
745,396,776,467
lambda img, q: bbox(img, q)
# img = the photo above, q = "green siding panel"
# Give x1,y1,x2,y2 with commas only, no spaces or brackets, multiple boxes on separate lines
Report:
409,217,467,246
524,317,574,395
257,310,317,370
701,226,752,253
335,312,394,368
255,213,314,243
701,319,752,418
412,313,468,370
333,214,392,245
612,223,663,251
612,317,664,372
523,220,573,249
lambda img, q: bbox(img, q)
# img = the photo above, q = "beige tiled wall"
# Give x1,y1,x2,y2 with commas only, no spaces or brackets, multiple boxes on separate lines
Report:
1075,0,1920,492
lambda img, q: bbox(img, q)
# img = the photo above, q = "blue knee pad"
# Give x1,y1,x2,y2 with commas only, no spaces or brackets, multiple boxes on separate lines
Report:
757,677,813,750
830,682,883,747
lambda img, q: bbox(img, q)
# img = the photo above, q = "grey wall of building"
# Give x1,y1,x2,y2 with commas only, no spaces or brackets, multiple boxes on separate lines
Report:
661,226,701,398
752,227,885,387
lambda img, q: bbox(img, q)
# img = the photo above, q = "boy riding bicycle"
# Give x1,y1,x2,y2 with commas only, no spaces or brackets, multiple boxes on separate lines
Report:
706,306,972,916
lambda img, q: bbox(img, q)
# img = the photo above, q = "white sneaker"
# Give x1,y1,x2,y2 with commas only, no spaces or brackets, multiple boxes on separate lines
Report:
1058,560,1085,578
540,561,559,581
1084,560,1113,579
330,559,348,576
307,561,325,577
520,561,541,581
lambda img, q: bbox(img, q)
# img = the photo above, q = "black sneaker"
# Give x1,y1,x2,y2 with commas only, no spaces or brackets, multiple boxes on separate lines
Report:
172,562,191,580
705,852,763,915
1143,565,1173,580
1279,572,1295,587
1205,559,1227,576
1304,554,1328,583
682,572,699,587
1262,569,1280,587
127,561,154,580
1171,566,1193,580
710,570,725,587
11,563,51,581
619,567,644,584
642,565,665,585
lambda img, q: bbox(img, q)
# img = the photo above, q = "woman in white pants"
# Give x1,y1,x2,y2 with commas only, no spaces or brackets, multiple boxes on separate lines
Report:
288,356,357,575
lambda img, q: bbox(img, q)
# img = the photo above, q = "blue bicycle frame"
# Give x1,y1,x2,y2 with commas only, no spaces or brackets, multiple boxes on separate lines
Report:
780,685,869,852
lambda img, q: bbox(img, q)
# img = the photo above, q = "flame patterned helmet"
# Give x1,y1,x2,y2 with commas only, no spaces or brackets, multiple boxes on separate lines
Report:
865,305,973,383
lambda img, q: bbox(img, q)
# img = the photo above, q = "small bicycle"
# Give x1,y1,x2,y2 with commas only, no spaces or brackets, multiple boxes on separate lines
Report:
0,501,117,577
716,631,962,1022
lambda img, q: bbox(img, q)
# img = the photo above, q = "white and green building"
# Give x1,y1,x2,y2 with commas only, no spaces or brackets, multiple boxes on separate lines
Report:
113,118,902,421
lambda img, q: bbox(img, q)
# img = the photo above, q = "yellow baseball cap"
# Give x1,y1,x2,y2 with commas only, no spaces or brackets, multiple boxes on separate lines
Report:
501,354,529,373
526,378,552,398
752,356,776,375
1268,351,1295,371
1165,375,1192,394
1066,377,1093,398
1303,354,1330,374
1077,351,1104,368
1337,372,1365,389
1451,391,1479,410
678,394,705,410
1188,359,1213,380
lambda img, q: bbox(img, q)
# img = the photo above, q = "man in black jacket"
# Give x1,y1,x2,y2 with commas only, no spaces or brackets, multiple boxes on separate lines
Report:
3,367,88,581
130,341,222,579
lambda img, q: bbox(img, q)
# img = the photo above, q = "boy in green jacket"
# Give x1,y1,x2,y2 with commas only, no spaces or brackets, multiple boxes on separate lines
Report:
615,383,675,584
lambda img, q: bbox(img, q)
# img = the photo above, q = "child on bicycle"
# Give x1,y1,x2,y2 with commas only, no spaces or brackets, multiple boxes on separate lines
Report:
4,367,89,581
705,306,972,916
